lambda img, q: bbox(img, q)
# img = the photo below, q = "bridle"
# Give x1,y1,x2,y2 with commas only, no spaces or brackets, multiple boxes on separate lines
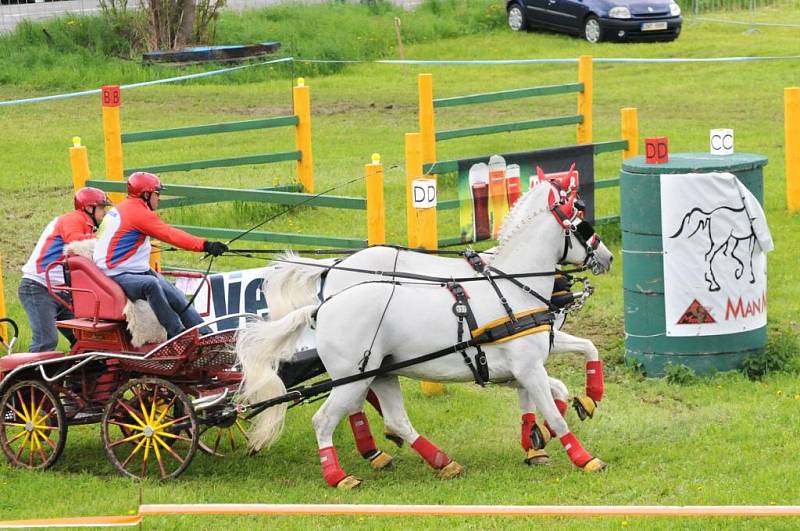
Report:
546,183,601,271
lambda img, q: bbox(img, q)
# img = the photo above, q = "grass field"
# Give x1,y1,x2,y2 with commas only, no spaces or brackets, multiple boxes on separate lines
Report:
1,1,800,528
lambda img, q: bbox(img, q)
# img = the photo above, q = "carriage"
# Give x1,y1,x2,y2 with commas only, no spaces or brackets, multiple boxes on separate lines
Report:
0,255,253,479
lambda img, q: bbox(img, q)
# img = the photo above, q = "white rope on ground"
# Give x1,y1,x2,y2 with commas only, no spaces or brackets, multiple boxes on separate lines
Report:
693,16,800,28
0,56,293,107
4,54,800,108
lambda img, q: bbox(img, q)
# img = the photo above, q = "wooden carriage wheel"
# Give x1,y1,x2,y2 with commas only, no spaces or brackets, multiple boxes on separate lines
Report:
101,378,198,480
0,380,67,470
198,407,253,457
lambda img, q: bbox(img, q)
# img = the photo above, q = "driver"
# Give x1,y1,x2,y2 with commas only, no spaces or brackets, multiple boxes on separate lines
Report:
19,187,112,352
93,172,229,339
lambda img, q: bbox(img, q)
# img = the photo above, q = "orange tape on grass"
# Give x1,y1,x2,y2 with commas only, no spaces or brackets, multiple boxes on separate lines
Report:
0,514,142,529
139,504,800,517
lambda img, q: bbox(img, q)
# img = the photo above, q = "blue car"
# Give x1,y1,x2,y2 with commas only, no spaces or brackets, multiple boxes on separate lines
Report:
506,0,682,43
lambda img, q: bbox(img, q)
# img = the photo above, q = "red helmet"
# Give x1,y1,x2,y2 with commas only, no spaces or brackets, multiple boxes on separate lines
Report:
74,187,112,210
127,172,164,197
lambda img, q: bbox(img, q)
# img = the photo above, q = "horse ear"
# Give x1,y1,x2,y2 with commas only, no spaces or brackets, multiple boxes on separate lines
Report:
567,163,580,193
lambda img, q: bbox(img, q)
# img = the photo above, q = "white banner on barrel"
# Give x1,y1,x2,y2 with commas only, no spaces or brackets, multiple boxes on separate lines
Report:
660,172,773,336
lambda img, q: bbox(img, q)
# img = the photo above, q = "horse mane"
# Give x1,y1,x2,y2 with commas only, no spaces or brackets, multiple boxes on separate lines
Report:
492,183,552,260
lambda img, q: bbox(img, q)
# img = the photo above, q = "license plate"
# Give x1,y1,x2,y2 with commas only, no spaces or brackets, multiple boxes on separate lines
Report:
641,21,668,31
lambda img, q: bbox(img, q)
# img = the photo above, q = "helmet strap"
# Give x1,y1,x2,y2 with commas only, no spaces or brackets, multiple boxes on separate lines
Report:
85,206,101,228
141,192,155,211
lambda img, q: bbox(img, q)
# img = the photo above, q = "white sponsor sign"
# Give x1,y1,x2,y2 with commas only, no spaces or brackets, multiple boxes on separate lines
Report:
710,128,734,156
190,266,273,330
412,178,437,209
660,172,772,336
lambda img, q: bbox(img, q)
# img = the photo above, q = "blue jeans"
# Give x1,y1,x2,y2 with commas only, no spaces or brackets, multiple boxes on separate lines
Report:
18,278,76,352
112,270,210,339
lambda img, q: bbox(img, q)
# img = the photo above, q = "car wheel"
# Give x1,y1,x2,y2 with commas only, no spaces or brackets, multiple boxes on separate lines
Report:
583,16,602,43
507,3,527,32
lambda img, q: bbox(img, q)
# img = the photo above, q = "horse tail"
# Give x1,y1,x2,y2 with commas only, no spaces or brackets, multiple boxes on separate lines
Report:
235,305,318,451
265,252,326,320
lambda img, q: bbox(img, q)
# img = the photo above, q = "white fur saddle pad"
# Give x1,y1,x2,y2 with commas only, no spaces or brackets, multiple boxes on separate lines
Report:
65,240,168,347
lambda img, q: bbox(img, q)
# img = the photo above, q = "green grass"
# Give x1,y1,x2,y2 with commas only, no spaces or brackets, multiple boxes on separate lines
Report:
1,2,800,528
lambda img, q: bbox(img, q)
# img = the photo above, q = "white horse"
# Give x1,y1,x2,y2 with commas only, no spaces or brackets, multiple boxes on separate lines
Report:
237,182,612,488
263,210,611,462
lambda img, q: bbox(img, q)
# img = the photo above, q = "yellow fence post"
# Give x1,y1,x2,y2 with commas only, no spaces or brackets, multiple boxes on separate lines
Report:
418,73,437,166
101,85,125,204
366,153,386,246
405,133,444,395
69,136,91,192
294,78,314,193
786,87,800,213
577,55,593,145
621,107,639,160
0,255,6,344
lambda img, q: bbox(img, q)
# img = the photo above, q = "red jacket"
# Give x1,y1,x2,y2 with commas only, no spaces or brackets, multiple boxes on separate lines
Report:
94,198,205,275
22,210,95,285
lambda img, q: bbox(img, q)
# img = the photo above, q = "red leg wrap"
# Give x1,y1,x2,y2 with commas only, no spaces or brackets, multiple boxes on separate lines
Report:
544,400,568,437
319,446,347,487
365,389,383,416
349,412,378,457
520,413,536,451
411,436,449,469
560,432,593,467
586,360,604,402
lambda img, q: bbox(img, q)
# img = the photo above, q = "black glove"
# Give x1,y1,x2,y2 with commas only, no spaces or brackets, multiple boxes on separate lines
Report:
203,240,228,257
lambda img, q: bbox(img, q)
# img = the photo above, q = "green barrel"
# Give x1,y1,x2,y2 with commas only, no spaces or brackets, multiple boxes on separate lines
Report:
620,153,768,376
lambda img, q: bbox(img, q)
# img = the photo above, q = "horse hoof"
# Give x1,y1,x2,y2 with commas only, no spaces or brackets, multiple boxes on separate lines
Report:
384,432,404,448
524,448,550,465
438,460,463,479
369,451,394,470
337,475,363,490
573,395,597,421
582,457,607,473
532,421,551,450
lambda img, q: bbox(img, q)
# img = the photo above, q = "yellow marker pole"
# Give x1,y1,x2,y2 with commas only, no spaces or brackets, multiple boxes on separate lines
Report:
786,87,800,213
621,107,639,160
69,136,91,192
404,133,443,396
418,73,437,165
149,244,161,272
101,85,124,204
576,55,593,145
366,153,386,246
294,78,314,193
0,255,7,344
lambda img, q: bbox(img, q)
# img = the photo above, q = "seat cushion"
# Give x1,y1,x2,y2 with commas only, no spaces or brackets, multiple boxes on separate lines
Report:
66,256,127,321
0,351,64,373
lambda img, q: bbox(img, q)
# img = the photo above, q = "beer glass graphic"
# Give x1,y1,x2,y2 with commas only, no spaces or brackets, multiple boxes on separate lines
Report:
488,155,509,240
506,163,521,208
468,162,491,241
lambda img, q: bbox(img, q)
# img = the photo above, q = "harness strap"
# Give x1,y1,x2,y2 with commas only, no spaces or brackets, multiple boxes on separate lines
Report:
447,282,487,387
485,265,558,313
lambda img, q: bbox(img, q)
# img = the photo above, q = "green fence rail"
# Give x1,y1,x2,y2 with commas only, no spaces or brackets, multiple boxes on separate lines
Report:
87,180,366,210
433,83,584,109
124,151,302,176
121,116,299,143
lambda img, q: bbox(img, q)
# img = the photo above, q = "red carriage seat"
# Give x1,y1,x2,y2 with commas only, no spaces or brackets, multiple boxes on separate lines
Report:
65,256,127,321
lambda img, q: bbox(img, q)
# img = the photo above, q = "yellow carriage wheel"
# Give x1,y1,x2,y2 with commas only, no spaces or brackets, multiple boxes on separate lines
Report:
0,380,67,470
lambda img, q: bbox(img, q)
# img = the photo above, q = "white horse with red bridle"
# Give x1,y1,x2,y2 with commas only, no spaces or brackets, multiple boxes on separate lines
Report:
236,179,613,488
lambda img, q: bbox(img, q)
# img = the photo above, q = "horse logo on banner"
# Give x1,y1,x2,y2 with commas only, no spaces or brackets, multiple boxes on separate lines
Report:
668,205,758,292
